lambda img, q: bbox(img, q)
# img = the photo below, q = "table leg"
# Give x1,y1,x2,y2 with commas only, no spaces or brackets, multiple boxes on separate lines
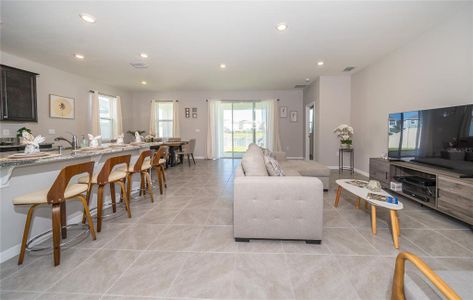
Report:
334,186,342,207
390,210,400,249
395,211,400,236
355,197,361,209
371,205,377,235
365,200,368,209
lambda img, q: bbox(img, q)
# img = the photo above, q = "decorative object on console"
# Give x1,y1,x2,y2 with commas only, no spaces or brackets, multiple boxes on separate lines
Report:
49,94,74,119
134,131,143,143
290,111,298,122
127,130,145,136
366,180,382,192
333,124,354,149
21,130,45,154
280,106,288,118
88,134,101,148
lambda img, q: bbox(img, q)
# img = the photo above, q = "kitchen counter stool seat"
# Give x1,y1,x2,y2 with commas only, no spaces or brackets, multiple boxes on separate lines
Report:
123,150,154,202
14,161,96,266
82,154,132,233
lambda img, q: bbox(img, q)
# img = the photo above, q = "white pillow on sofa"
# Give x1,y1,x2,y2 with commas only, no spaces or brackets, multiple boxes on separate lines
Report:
241,143,268,176
264,155,285,176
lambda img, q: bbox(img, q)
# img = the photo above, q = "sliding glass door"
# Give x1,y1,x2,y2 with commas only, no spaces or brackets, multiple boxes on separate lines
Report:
221,101,268,158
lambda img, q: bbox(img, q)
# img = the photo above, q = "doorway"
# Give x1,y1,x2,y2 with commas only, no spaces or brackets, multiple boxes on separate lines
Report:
305,103,315,160
221,101,268,158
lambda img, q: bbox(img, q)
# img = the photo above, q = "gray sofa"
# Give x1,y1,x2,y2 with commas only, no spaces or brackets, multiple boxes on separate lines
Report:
233,144,324,243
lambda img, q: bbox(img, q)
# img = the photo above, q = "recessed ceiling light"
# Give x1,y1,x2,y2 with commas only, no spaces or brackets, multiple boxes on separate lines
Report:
74,53,85,60
140,53,148,58
141,81,147,85
79,13,96,23
219,63,226,69
317,61,324,66
276,23,288,31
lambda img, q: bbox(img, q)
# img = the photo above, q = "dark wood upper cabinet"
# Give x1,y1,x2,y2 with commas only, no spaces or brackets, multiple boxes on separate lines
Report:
0,65,38,122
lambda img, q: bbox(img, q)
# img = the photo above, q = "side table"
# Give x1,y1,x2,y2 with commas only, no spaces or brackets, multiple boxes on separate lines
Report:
339,148,354,174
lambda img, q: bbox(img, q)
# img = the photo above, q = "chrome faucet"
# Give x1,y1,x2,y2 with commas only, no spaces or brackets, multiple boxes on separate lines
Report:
54,133,78,150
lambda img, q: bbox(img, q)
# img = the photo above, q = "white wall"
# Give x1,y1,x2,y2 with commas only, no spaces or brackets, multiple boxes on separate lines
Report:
129,90,304,158
351,8,473,173
0,51,132,143
303,76,351,166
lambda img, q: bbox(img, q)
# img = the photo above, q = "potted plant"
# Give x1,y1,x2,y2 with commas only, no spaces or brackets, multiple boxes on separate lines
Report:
333,124,354,149
16,127,32,144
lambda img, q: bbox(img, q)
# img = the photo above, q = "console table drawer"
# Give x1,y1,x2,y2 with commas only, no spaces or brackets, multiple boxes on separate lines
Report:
438,176,473,200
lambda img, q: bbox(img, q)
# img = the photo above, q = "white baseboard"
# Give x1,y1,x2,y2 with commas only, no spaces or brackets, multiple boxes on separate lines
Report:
355,168,369,177
287,157,304,160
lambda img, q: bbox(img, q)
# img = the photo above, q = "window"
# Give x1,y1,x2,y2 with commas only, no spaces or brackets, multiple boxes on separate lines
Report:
99,94,118,141
156,101,174,138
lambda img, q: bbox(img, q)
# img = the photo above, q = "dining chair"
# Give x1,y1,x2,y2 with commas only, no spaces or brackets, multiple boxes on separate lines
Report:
176,138,196,167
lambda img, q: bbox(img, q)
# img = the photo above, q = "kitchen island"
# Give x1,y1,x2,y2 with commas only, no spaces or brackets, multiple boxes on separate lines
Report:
0,143,158,262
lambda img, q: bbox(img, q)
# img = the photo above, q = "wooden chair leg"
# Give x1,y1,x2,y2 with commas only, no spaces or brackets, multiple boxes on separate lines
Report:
127,174,132,202
140,173,145,196
118,181,132,218
371,205,377,235
390,210,400,249
60,202,67,239
82,185,92,224
110,183,116,213
156,167,164,195
18,205,36,265
191,153,196,165
96,185,104,233
77,195,96,240
144,171,154,203
161,165,167,188
355,197,361,209
52,204,61,266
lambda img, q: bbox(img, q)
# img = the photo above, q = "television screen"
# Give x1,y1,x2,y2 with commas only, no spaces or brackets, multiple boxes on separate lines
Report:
388,104,473,174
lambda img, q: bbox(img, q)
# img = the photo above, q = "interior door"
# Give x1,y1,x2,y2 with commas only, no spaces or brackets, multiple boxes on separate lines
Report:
309,104,314,160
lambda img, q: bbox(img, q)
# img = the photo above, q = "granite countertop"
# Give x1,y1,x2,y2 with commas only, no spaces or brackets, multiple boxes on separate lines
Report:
0,142,161,168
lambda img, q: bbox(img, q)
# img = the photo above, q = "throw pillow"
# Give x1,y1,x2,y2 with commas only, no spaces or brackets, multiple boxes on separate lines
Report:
264,155,285,176
261,147,273,158
241,143,269,176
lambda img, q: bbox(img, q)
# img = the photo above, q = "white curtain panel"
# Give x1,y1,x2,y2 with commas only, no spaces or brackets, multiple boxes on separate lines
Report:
264,99,282,152
90,91,100,136
206,99,221,159
173,100,180,138
149,100,158,137
113,96,123,139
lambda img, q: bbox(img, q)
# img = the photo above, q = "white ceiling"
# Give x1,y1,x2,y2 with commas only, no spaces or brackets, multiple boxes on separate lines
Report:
0,1,469,92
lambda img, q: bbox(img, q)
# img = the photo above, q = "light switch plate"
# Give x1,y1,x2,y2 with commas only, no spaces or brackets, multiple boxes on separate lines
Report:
2,129,10,136
48,129,56,134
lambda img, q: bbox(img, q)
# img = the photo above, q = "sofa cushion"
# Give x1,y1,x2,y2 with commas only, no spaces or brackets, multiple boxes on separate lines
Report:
241,143,268,176
279,160,331,177
264,155,285,176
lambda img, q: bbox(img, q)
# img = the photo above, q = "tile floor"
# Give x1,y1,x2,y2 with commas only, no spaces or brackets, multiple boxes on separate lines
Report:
1,159,472,299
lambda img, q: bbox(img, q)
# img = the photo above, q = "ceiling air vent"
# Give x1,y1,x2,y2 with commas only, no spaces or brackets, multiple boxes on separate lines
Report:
130,62,148,69
343,66,355,72
294,84,308,89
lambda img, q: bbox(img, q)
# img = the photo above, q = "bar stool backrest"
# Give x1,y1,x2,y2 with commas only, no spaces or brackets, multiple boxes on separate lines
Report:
47,161,95,204
96,154,131,185
152,146,168,166
133,150,153,172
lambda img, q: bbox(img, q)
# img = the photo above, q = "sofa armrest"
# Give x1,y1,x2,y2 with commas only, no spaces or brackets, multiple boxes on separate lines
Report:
272,151,287,161
233,176,323,240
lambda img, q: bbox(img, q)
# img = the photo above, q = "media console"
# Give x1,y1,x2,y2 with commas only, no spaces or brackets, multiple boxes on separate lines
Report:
369,158,473,226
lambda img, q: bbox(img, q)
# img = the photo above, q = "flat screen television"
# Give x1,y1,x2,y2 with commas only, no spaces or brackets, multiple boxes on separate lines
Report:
388,104,473,176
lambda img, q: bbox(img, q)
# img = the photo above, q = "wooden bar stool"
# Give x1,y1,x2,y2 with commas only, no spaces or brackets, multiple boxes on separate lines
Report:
79,155,131,232
124,150,154,202
14,161,96,266
152,146,168,194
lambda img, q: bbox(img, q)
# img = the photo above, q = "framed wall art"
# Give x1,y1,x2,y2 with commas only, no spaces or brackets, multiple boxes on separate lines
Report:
280,106,288,118
49,94,75,119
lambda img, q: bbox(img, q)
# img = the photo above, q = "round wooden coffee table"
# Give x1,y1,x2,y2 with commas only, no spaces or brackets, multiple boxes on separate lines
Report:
334,179,403,248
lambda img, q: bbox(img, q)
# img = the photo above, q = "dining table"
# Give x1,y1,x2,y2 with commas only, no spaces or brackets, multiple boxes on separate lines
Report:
150,140,189,167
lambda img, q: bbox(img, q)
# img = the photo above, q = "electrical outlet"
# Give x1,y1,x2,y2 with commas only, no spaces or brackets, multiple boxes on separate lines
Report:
48,129,56,134
2,129,10,136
